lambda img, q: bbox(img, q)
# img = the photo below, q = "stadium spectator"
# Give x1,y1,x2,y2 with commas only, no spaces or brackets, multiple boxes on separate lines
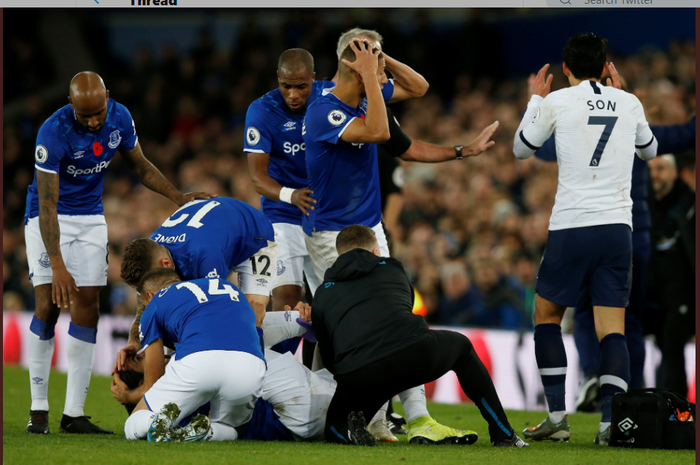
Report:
646,153,695,397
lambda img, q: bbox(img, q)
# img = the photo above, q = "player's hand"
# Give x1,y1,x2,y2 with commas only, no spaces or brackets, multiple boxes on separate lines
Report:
604,62,622,90
531,64,553,98
111,372,130,404
284,301,311,321
175,191,218,206
342,39,380,78
112,340,141,375
291,188,316,217
251,301,266,328
466,121,500,157
51,266,78,310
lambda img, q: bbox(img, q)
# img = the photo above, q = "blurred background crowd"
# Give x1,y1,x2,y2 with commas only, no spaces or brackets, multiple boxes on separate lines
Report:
3,8,695,333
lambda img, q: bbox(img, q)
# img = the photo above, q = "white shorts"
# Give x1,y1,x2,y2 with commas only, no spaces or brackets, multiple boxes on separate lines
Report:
25,215,108,287
271,223,321,293
229,238,278,297
144,350,265,428
304,222,389,295
263,350,336,441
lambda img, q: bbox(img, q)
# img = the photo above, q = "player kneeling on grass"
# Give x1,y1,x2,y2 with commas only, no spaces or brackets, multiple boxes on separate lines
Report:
121,268,266,442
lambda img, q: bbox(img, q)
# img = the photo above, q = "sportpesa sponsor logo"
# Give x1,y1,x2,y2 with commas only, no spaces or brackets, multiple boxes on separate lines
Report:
283,142,305,155
66,160,112,177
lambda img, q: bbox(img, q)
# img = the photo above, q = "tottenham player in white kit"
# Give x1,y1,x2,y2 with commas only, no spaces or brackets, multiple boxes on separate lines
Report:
512,33,657,445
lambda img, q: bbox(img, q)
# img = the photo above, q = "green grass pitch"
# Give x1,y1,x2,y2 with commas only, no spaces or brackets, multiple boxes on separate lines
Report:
3,365,695,465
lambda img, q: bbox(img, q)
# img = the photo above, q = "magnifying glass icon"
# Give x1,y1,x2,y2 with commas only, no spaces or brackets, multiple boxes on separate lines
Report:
560,0,572,4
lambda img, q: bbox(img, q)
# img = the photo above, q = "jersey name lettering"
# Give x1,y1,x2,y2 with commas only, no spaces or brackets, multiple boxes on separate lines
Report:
587,100,617,112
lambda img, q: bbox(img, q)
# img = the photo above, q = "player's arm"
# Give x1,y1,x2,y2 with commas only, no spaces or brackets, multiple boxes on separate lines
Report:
112,294,145,374
120,142,216,206
403,122,500,162
36,170,78,310
513,64,554,160
339,41,389,144
633,98,658,161
143,338,166,391
653,116,696,155
246,152,316,217
383,52,429,103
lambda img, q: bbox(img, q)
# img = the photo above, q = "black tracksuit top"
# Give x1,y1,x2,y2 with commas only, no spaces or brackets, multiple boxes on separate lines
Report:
311,248,430,375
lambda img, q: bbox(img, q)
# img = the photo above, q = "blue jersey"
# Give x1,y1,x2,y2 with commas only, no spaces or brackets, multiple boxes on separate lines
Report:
138,277,265,361
24,99,138,222
301,81,394,235
149,197,274,280
244,81,337,226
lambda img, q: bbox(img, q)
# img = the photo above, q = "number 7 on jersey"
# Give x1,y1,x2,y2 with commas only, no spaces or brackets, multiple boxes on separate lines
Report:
588,116,618,167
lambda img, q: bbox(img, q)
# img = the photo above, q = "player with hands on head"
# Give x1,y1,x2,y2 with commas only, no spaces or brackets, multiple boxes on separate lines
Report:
24,71,215,436
513,33,657,445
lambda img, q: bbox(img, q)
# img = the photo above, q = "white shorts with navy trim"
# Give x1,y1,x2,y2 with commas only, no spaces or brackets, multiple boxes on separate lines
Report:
25,215,108,287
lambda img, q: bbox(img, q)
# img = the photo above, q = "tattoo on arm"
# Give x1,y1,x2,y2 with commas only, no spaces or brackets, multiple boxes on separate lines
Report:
128,296,146,345
37,171,63,262
122,143,178,202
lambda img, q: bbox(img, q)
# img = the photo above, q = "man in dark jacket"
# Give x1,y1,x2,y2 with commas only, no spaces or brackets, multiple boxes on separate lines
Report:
312,224,528,448
646,153,695,396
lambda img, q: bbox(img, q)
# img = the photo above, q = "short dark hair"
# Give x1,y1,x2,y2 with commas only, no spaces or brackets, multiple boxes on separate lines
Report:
136,267,181,296
118,353,144,415
336,225,378,255
121,238,162,287
278,48,314,75
562,33,608,80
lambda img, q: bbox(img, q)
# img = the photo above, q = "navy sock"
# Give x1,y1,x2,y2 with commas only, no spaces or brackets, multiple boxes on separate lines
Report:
599,333,630,422
534,323,567,413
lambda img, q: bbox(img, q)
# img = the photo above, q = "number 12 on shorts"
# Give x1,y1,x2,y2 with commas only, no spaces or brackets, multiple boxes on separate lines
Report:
588,116,618,166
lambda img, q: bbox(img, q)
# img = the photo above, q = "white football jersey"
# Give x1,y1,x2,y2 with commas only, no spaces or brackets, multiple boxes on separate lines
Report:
514,80,657,231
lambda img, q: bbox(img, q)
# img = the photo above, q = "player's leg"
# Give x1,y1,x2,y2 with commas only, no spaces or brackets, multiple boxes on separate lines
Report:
262,351,336,441
207,350,266,442
526,228,589,441
572,295,602,412
233,238,278,310
626,232,651,389
590,224,633,445
270,223,307,311
303,229,340,296
59,215,112,434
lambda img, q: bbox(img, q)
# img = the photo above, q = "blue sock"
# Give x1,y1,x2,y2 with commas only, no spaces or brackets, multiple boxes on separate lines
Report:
534,323,567,413
68,322,97,344
30,316,56,341
599,333,630,422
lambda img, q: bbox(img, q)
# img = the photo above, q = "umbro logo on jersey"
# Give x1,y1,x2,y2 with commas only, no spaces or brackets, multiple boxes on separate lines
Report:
73,150,85,159
108,130,122,149
283,121,297,131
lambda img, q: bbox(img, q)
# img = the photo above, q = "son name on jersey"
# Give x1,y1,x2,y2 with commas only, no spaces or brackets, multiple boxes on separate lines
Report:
587,99,617,112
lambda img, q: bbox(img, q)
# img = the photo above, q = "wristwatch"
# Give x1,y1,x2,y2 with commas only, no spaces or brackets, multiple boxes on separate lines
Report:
454,145,464,160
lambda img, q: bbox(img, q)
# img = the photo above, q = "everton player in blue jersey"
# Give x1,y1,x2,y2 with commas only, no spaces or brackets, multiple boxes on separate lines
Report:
116,197,276,371
246,47,403,314
123,268,266,442
24,72,214,435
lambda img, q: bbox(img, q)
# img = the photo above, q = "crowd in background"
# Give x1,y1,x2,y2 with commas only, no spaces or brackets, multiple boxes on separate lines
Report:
4,10,695,332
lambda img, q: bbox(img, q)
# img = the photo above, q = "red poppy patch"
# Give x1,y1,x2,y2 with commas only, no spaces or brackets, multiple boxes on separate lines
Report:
93,141,103,156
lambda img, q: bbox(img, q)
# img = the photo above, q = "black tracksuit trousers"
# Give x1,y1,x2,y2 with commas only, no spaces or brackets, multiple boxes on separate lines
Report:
324,330,515,444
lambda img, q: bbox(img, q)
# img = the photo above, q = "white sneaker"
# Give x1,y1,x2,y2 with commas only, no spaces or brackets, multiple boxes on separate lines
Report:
169,414,211,442
147,403,181,443
368,416,398,442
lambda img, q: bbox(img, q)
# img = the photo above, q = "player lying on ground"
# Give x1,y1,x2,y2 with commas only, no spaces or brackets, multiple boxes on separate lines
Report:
114,292,478,444
119,268,267,442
